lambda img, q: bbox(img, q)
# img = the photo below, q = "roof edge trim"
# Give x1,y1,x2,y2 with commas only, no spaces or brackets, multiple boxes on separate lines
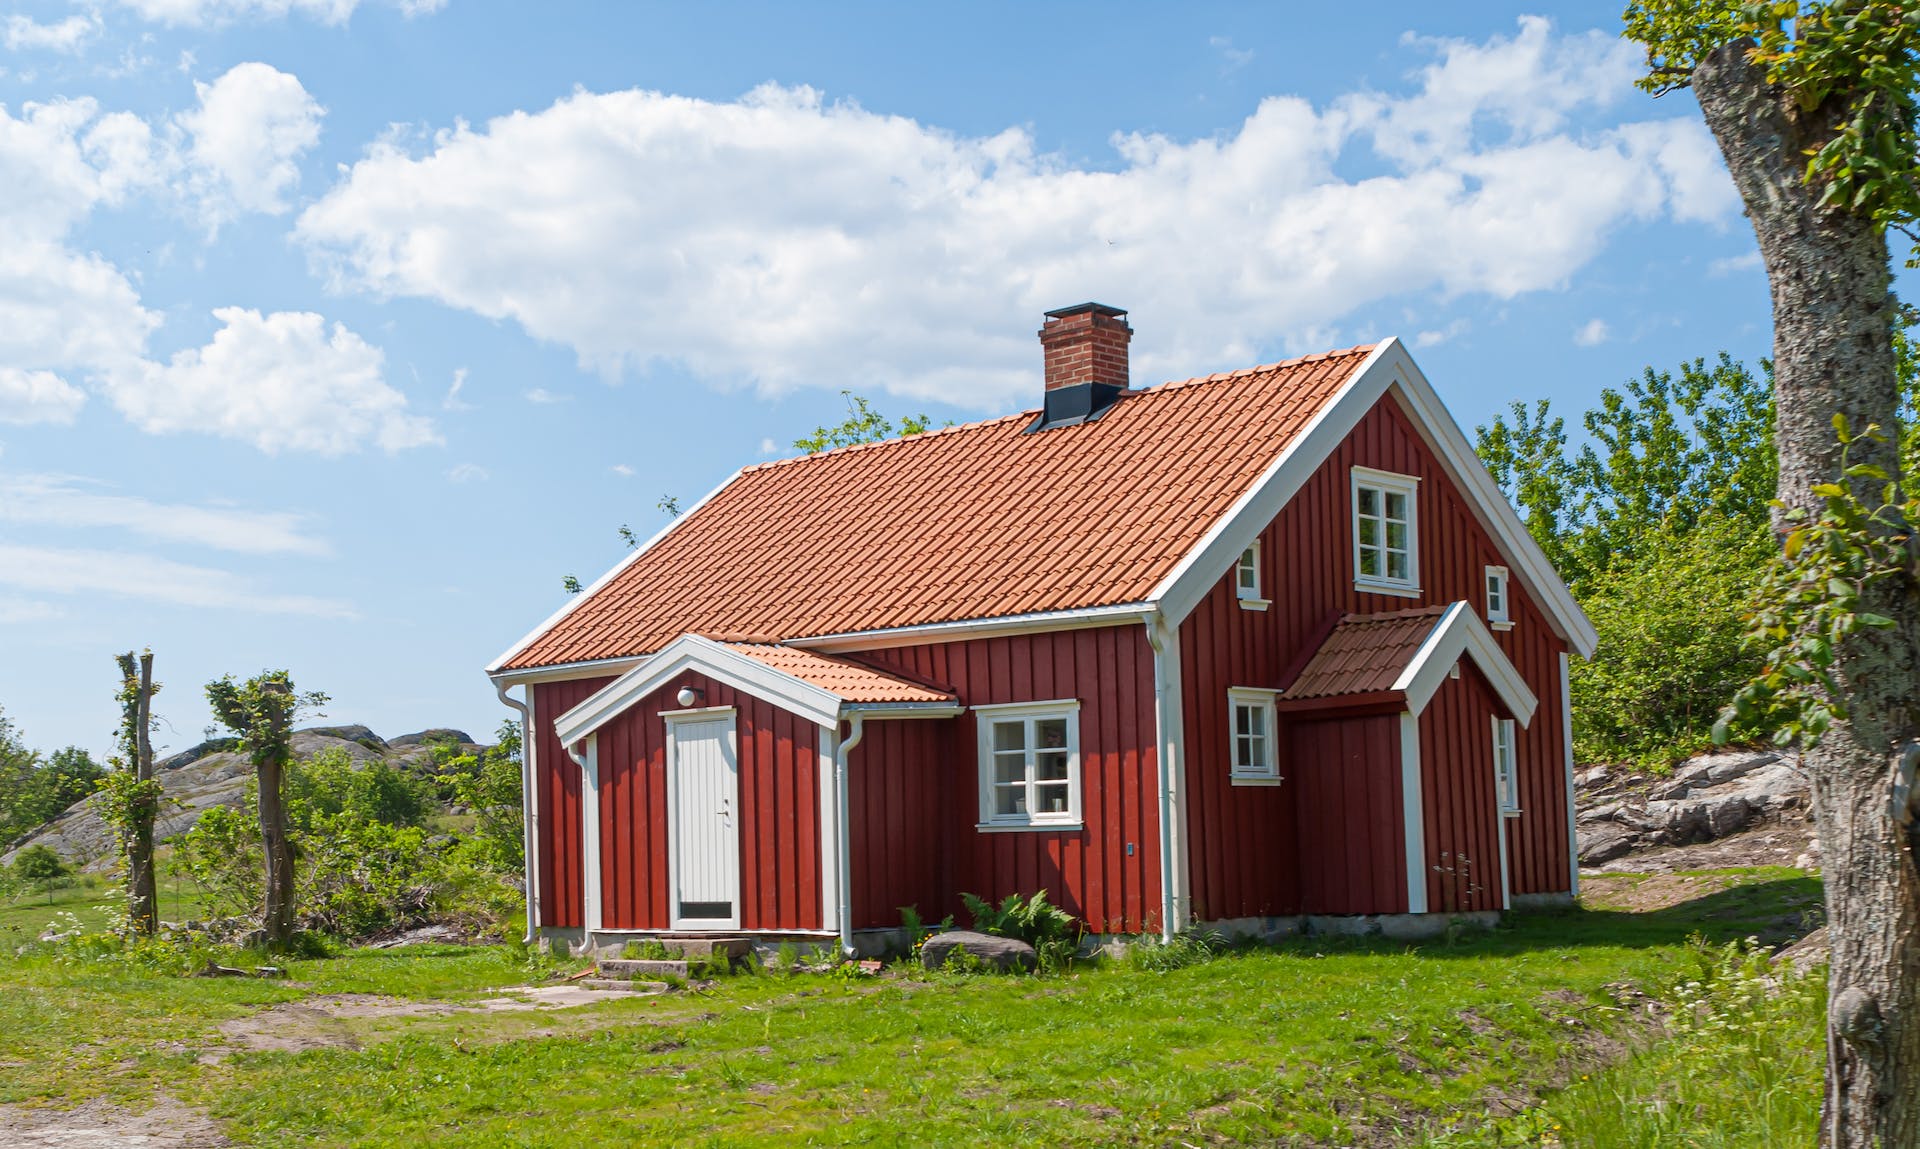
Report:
553,634,844,745
485,468,745,675
789,602,1156,654
1394,602,1540,725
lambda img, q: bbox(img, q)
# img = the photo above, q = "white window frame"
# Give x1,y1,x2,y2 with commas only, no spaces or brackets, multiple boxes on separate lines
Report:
1227,687,1281,785
1493,716,1520,816
1234,542,1269,611
1351,466,1421,596
1485,565,1512,628
974,699,1083,831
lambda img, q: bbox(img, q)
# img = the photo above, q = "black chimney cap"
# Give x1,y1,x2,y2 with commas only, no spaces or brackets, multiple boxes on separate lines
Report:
1043,302,1128,320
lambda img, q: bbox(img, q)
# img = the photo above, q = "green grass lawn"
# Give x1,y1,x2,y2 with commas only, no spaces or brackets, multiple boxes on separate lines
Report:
0,872,213,939
0,869,1824,1147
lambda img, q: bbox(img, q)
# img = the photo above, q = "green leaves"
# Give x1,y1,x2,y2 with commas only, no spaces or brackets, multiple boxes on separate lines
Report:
793,391,940,454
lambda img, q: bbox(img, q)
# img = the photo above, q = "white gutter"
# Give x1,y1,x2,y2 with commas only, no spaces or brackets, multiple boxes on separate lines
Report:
834,712,867,957
492,679,538,944
1145,614,1185,941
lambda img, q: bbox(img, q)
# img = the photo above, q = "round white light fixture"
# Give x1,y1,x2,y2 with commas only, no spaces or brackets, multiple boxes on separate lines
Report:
676,685,701,708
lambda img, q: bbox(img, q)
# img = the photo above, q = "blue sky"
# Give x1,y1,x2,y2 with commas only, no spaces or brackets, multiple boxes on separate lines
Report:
0,1,1835,758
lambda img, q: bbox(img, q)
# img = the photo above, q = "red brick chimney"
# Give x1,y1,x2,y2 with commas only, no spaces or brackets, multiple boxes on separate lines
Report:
1039,303,1131,391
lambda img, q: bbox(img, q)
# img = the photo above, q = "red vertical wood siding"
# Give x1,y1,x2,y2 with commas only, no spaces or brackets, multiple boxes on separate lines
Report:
531,675,615,930
845,718,946,929
1179,394,1572,920
858,625,1161,934
533,671,822,933
1288,714,1407,914
1420,664,1506,913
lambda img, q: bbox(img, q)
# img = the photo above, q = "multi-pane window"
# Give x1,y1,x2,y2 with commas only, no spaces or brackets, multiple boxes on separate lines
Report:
977,702,1081,827
1236,543,1262,600
1486,566,1510,625
1352,468,1419,591
1493,717,1520,814
1228,688,1279,781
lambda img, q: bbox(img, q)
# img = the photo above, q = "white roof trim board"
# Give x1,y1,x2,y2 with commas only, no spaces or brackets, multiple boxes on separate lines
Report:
1394,602,1540,726
493,337,1595,683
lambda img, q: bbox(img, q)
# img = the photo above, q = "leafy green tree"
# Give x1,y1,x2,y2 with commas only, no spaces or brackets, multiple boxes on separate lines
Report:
100,651,161,936
11,844,68,890
0,711,106,850
206,671,327,947
793,391,937,454
1624,3,1920,1139
435,722,525,873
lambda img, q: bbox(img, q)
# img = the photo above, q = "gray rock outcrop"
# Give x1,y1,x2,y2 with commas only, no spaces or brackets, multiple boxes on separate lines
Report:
1574,749,1811,871
919,930,1037,972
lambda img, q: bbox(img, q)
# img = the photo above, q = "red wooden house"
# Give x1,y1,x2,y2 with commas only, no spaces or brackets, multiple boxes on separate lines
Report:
487,303,1596,953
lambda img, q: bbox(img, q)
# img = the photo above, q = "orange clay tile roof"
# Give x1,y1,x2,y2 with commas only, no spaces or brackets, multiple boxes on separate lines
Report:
1282,606,1450,700
501,345,1377,671
722,643,957,705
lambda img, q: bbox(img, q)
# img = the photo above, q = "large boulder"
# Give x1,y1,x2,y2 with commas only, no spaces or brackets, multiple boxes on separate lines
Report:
1572,748,1812,873
919,930,1037,973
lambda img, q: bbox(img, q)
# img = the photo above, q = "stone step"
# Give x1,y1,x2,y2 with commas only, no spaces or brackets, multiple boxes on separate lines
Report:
580,978,672,994
651,936,754,960
597,958,690,979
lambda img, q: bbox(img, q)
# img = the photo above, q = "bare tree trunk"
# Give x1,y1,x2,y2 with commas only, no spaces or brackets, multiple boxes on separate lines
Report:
127,652,157,937
257,681,296,947
1693,41,1920,1148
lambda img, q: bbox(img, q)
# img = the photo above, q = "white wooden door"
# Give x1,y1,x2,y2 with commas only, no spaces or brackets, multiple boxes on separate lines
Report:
667,711,740,929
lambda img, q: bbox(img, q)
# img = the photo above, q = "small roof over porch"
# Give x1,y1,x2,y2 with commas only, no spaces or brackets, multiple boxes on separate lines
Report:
1279,602,1537,725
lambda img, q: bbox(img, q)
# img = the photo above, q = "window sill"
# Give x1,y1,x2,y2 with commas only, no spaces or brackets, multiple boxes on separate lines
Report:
975,821,1083,834
1490,620,1514,632
1230,775,1284,787
1236,597,1271,612
1501,808,1522,819
1355,580,1421,599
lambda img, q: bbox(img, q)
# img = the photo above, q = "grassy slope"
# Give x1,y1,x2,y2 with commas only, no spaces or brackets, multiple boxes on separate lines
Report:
0,869,1821,1147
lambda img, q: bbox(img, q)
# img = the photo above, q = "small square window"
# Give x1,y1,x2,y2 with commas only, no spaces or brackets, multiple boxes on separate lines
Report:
1235,543,1261,600
1493,717,1520,815
1485,566,1510,625
1228,688,1280,782
976,702,1082,828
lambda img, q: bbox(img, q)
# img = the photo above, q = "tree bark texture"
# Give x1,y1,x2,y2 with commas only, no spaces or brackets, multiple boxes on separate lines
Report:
1694,40,1920,1148
257,686,296,946
127,652,157,937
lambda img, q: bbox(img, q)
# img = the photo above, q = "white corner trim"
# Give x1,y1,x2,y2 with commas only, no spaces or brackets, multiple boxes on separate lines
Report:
486,469,744,675
1151,342,1396,625
1393,602,1539,725
817,723,839,933
1560,652,1579,899
568,733,602,934
1399,711,1427,914
1146,615,1189,940
554,634,844,745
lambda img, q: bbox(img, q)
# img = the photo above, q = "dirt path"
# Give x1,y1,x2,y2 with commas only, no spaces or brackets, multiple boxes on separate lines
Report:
0,1094,228,1148
207,983,654,1059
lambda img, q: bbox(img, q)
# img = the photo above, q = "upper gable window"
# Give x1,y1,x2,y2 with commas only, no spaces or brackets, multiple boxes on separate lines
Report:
1352,467,1420,594
1485,565,1511,627
1235,542,1268,609
975,700,1082,830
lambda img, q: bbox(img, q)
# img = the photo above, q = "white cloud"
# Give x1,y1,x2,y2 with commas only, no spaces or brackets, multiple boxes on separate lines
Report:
0,543,354,616
442,366,470,409
109,0,442,28
758,438,777,455
523,387,568,404
0,473,330,554
0,596,63,624
447,462,487,482
1412,319,1470,348
177,62,323,228
4,12,101,53
1209,36,1254,72
298,18,1735,409
1574,318,1610,346
0,369,86,424
610,463,634,477
1710,250,1763,276
103,306,439,455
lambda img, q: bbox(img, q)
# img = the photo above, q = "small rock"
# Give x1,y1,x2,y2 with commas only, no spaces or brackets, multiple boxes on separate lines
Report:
1577,766,1611,788
197,961,251,978
1576,822,1639,865
1578,801,1624,824
919,930,1037,973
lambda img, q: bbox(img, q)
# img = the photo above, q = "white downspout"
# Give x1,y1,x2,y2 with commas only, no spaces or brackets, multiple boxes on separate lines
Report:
835,712,866,957
493,680,539,945
1146,616,1181,942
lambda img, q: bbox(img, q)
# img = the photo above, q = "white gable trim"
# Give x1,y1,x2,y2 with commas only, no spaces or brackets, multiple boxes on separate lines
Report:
485,469,744,675
554,634,845,744
1394,602,1538,726
1151,339,1596,658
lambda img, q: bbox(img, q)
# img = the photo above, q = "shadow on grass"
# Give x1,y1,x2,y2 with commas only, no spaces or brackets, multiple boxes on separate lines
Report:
1271,873,1826,962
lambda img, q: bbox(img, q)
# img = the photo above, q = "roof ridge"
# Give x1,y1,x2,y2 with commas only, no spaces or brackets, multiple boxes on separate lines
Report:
736,343,1379,476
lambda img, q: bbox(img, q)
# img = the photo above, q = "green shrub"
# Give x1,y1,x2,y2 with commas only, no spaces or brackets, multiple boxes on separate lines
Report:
11,844,69,885
960,889,1081,972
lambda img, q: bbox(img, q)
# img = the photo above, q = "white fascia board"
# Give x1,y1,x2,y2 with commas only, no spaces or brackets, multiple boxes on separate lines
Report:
484,468,745,675
1152,341,1397,626
844,703,966,720
1377,344,1598,659
488,655,648,689
789,602,1154,653
553,634,844,746
1394,602,1540,726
